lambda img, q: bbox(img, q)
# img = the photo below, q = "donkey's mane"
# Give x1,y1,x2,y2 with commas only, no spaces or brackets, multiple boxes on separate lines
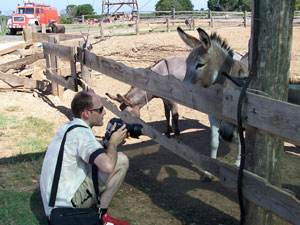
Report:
210,32,234,57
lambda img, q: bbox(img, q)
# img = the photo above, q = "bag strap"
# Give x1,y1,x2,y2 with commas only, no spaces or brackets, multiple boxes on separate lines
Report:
49,124,100,207
92,164,100,205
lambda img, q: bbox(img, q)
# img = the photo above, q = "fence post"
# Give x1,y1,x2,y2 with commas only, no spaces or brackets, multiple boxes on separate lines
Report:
244,11,247,28
192,17,195,30
82,15,85,24
210,11,214,28
0,18,2,33
99,20,104,38
41,24,46,33
245,1,295,224
70,46,78,92
31,24,37,33
48,36,64,98
23,27,33,41
78,41,92,90
135,17,139,35
172,8,175,26
166,18,170,32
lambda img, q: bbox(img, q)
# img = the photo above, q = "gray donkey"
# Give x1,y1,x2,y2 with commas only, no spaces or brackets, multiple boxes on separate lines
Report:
106,55,187,137
177,26,300,176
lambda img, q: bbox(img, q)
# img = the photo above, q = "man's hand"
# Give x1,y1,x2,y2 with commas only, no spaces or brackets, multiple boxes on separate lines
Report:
109,124,128,148
95,124,128,174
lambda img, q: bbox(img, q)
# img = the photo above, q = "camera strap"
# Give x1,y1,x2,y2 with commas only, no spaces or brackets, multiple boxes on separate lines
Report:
49,124,100,208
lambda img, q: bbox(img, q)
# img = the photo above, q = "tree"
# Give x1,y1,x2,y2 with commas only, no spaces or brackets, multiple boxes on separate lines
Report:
76,4,95,16
208,0,221,11
296,0,300,10
219,0,238,11
240,0,251,11
155,0,193,11
208,0,251,11
66,5,77,18
156,0,181,11
178,0,194,10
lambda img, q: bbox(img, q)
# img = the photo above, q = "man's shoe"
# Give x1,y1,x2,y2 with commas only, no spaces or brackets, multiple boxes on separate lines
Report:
102,212,131,225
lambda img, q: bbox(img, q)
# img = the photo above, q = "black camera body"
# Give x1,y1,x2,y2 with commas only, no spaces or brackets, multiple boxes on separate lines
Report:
105,118,143,141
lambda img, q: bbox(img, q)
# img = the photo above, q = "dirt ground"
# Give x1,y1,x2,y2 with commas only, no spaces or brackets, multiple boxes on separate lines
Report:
0,26,299,224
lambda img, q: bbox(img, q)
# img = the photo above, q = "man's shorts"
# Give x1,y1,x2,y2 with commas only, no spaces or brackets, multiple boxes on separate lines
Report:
71,169,108,208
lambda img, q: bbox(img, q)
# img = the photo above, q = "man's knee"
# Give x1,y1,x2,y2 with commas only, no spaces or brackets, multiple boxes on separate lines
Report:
117,152,129,169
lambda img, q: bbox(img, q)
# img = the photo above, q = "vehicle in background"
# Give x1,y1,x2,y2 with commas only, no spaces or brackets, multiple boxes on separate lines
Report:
7,1,59,35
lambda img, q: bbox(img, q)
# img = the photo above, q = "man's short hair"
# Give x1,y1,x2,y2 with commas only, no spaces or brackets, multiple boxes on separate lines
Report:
71,91,93,118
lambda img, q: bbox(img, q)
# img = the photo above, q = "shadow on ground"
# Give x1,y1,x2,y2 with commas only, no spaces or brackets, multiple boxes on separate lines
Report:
119,118,240,224
30,188,47,225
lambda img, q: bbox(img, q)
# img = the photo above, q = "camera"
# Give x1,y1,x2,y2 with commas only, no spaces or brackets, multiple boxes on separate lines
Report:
105,118,143,141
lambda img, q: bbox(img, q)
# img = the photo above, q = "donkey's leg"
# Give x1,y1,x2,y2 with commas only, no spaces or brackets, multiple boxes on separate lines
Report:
170,102,180,136
202,115,221,181
219,121,241,166
209,115,220,159
232,129,241,166
163,99,172,137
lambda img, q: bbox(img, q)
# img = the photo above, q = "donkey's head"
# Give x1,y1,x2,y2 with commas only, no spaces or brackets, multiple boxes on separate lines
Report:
106,87,153,118
177,27,248,88
49,20,56,28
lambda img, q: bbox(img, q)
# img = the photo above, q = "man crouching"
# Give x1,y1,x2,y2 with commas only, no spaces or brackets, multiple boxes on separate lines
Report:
40,90,130,225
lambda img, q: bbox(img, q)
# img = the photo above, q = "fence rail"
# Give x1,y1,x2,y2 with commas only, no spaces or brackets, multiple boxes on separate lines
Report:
11,9,299,40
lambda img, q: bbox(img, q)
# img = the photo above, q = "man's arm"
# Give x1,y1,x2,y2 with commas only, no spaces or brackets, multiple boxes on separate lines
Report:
93,124,127,174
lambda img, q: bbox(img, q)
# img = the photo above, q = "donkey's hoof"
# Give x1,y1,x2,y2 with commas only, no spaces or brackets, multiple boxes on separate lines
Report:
201,175,213,183
164,132,171,138
201,171,214,182
234,160,241,167
174,131,180,136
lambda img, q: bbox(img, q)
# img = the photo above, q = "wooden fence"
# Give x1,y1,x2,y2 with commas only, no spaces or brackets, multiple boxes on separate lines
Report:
75,9,300,37
0,32,299,224
71,10,300,36
39,38,300,224
14,10,298,39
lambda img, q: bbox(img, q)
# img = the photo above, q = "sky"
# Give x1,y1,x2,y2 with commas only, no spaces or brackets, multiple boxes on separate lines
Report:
1,0,208,16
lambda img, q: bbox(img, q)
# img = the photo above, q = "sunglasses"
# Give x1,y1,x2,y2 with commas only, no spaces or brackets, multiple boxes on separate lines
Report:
87,106,104,114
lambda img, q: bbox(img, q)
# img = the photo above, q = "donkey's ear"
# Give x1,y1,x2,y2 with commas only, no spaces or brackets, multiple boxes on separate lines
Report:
177,27,200,48
117,94,135,107
106,92,123,103
197,28,211,49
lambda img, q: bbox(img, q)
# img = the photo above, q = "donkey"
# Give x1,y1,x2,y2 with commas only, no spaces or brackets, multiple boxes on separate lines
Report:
177,27,300,168
49,20,66,34
106,55,188,137
185,17,193,30
177,27,249,171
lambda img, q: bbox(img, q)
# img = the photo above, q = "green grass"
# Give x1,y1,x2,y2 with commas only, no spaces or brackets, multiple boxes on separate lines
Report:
0,189,46,225
0,113,54,225
0,111,137,224
0,114,19,128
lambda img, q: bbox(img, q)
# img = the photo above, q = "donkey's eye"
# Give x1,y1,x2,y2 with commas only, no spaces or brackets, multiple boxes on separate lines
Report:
195,63,205,70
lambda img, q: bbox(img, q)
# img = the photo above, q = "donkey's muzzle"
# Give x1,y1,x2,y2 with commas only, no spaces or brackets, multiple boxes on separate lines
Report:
119,103,128,111
183,70,196,84
219,121,236,142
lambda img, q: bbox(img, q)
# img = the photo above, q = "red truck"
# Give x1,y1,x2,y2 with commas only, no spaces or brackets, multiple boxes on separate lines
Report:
7,1,59,34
